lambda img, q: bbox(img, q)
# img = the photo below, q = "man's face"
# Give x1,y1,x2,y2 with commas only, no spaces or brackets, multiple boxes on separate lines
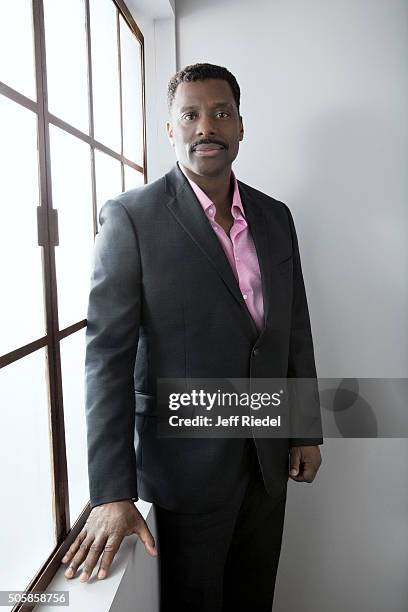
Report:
166,78,244,178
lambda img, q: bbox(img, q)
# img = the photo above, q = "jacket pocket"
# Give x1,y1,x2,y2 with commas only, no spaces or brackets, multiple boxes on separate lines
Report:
278,254,293,276
135,392,156,416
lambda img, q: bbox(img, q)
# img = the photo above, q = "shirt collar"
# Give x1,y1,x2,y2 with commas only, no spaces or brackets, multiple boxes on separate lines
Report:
178,162,246,220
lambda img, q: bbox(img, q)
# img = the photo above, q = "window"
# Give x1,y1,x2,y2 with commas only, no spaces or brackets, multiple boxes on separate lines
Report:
0,0,146,605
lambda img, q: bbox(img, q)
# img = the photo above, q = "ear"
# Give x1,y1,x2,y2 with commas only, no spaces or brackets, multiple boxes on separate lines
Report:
239,116,244,141
166,121,175,147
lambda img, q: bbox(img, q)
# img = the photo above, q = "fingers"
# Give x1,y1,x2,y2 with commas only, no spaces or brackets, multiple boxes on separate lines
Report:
78,537,110,582
134,521,157,557
301,451,322,482
61,529,87,577
96,537,122,579
289,447,301,477
301,462,318,483
62,528,112,582
289,459,320,482
289,446,322,482
289,461,306,482
293,461,315,482
61,501,156,582
61,507,157,583
63,536,97,580
63,535,122,582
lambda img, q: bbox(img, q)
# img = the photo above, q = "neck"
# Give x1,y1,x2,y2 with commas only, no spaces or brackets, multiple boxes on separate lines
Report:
179,163,234,214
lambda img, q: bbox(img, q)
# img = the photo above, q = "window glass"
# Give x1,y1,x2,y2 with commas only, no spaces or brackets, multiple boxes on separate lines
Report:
60,329,89,521
0,0,36,99
0,96,44,356
43,0,89,133
90,0,121,152
49,125,94,329
95,148,123,224
0,349,55,594
124,164,144,191
120,15,144,166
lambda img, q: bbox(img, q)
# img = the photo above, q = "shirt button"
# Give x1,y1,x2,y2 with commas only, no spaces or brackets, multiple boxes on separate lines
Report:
209,207,215,215
243,293,248,300
253,348,260,356
236,257,240,261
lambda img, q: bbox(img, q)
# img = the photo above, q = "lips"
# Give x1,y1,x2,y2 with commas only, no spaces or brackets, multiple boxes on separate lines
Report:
193,143,226,157
194,143,224,151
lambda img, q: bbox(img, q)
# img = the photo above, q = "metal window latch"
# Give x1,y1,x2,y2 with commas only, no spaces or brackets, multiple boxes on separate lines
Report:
37,206,59,246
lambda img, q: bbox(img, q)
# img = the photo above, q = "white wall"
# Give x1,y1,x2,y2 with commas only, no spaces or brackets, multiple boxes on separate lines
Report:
175,1,408,610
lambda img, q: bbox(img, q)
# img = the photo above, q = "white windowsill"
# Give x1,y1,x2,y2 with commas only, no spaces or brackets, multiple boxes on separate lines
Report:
34,500,156,612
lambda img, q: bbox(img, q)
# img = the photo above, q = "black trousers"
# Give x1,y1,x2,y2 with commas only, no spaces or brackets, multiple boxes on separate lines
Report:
155,439,287,612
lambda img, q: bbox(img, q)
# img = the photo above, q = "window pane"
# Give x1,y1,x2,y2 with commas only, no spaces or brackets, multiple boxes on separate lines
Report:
124,164,144,191
0,96,45,356
0,0,36,99
0,349,55,595
120,16,143,166
95,149,123,225
49,126,94,329
60,329,89,521
90,0,121,152
43,0,89,133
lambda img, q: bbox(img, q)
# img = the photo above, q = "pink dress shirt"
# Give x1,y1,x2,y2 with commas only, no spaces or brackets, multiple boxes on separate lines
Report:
179,164,264,333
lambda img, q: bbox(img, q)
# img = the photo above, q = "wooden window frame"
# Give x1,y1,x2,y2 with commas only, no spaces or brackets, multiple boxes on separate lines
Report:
0,1,147,609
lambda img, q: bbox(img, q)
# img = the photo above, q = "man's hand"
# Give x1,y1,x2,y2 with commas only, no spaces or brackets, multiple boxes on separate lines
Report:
61,500,157,582
289,445,322,482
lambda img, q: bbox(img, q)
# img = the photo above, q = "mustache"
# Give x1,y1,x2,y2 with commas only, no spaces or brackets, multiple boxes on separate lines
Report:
191,138,228,152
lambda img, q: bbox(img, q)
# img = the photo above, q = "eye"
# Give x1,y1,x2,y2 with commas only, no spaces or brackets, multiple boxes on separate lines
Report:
216,111,230,118
182,112,196,121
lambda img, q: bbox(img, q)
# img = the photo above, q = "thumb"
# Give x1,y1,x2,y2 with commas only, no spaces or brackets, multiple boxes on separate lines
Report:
136,522,158,557
289,448,301,476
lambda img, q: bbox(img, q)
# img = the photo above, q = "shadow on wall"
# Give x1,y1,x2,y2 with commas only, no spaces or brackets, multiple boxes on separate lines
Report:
321,379,378,438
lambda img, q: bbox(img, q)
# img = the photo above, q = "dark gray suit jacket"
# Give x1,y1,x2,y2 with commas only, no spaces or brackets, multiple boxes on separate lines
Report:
85,163,323,512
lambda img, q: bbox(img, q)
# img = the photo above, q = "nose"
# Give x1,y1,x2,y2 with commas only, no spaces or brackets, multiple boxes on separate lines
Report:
196,114,216,137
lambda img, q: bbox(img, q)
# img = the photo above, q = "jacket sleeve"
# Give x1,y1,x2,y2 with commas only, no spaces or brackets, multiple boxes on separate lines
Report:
85,199,141,508
283,204,323,447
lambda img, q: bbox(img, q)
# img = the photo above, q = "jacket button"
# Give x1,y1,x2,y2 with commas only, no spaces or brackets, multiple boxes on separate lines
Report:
253,348,260,356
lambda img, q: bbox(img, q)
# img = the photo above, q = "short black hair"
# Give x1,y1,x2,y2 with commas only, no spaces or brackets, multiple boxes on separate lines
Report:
167,62,241,114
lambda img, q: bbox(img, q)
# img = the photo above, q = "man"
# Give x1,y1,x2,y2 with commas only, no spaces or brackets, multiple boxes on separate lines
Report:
62,63,323,611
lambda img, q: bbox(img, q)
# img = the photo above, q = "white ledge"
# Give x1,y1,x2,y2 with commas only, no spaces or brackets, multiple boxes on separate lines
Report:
35,500,159,612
